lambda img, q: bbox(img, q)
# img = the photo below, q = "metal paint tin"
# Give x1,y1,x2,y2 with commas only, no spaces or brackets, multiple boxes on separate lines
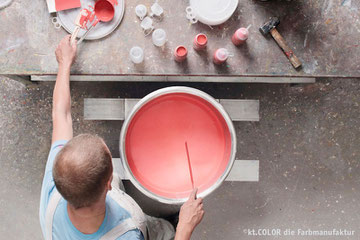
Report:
119,87,237,204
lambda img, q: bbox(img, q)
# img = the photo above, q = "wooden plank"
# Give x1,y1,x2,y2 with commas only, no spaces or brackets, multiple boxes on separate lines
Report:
225,160,259,182
220,99,259,121
84,98,125,120
112,158,259,182
31,75,316,83
125,99,140,118
85,98,259,122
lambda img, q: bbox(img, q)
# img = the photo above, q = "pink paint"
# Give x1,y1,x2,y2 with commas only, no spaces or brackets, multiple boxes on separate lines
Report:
55,0,81,12
232,27,249,46
193,33,208,51
213,48,229,65
94,0,115,22
174,46,188,62
125,93,232,199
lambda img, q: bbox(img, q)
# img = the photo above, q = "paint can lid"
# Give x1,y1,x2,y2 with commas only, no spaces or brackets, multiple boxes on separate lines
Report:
188,0,238,26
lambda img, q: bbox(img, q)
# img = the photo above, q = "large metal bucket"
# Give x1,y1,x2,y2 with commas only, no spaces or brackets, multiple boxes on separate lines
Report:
119,87,236,205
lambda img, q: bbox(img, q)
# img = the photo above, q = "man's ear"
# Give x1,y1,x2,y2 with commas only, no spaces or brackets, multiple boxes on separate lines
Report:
107,174,113,191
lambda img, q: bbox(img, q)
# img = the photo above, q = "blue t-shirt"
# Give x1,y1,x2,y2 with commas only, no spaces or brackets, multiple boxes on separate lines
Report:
39,140,144,240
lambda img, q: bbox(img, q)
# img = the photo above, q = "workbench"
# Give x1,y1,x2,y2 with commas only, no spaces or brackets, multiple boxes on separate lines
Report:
0,0,359,82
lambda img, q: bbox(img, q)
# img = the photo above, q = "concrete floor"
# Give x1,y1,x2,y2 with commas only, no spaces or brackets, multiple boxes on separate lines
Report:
0,77,359,239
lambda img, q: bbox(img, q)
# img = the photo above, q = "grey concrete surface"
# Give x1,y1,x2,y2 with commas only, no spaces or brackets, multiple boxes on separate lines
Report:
0,77,359,240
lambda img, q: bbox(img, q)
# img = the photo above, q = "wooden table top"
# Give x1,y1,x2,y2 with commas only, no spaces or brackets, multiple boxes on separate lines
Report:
0,0,359,78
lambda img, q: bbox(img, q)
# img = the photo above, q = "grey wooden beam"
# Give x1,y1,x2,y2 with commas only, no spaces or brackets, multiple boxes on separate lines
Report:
84,98,260,121
84,98,125,120
31,75,316,83
112,158,259,182
220,99,259,121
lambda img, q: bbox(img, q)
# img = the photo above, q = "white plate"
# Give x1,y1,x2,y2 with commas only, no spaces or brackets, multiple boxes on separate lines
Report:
189,0,238,26
0,0,13,9
57,0,125,40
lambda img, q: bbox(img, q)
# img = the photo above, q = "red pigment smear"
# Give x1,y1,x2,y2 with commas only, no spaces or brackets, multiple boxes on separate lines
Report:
55,0,81,12
197,34,207,45
125,93,232,199
176,47,187,57
94,0,115,22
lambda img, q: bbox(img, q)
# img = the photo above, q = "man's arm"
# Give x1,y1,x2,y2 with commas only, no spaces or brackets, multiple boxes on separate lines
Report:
52,35,77,144
175,189,205,240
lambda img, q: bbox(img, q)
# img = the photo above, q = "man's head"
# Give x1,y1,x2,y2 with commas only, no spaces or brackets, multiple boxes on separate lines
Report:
53,134,113,209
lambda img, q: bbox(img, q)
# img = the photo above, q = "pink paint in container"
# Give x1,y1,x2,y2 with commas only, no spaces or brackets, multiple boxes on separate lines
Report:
232,25,251,46
213,48,229,65
193,33,208,51
174,46,188,62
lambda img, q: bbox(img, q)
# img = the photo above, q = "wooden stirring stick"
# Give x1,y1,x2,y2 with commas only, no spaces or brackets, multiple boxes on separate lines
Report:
185,141,195,190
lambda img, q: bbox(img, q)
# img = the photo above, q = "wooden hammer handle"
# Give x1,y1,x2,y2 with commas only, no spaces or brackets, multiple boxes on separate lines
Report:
270,28,302,69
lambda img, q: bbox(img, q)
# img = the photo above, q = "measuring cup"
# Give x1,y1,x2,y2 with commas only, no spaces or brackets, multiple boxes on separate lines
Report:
92,0,116,25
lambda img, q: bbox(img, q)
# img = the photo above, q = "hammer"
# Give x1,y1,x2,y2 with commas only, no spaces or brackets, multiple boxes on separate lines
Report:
260,17,302,69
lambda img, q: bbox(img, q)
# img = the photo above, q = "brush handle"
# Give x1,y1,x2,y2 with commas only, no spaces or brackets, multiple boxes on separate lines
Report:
270,28,302,69
70,26,80,45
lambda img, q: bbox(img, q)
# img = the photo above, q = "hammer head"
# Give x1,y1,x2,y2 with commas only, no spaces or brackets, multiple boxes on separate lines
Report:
259,17,280,35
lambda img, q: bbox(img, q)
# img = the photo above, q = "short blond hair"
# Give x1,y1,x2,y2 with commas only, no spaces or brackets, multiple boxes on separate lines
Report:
53,134,113,208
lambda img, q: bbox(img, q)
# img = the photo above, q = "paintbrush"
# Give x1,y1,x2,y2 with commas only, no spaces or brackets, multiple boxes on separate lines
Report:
71,9,89,44
185,141,195,190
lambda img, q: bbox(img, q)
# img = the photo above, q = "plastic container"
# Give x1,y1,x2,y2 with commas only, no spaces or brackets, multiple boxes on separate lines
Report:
129,46,144,64
135,4,147,20
232,27,249,46
152,28,167,47
213,48,229,65
193,33,208,51
174,46,188,62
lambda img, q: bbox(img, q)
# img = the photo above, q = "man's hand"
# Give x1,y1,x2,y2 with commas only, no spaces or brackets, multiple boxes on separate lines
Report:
55,35,77,67
175,188,205,240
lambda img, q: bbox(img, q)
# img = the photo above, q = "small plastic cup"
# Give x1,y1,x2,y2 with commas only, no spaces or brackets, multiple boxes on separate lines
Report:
193,33,208,50
130,46,144,64
152,28,167,47
140,16,154,35
135,4,147,20
174,46,188,62
213,48,229,65
150,2,163,17
232,27,249,46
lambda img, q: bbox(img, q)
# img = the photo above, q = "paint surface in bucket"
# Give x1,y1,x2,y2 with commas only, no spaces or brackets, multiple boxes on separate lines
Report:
125,93,232,199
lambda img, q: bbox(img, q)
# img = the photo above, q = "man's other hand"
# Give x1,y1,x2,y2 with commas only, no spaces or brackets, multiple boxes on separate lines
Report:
177,188,205,236
55,35,77,67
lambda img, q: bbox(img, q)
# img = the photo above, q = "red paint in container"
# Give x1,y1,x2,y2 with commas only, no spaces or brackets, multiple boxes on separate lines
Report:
213,48,229,65
124,92,233,200
94,0,115,22
174,46,188,62
232,27,249,46
193,33,208,51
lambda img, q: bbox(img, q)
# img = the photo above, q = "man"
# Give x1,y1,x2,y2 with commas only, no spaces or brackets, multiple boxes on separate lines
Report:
39,35,204,240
